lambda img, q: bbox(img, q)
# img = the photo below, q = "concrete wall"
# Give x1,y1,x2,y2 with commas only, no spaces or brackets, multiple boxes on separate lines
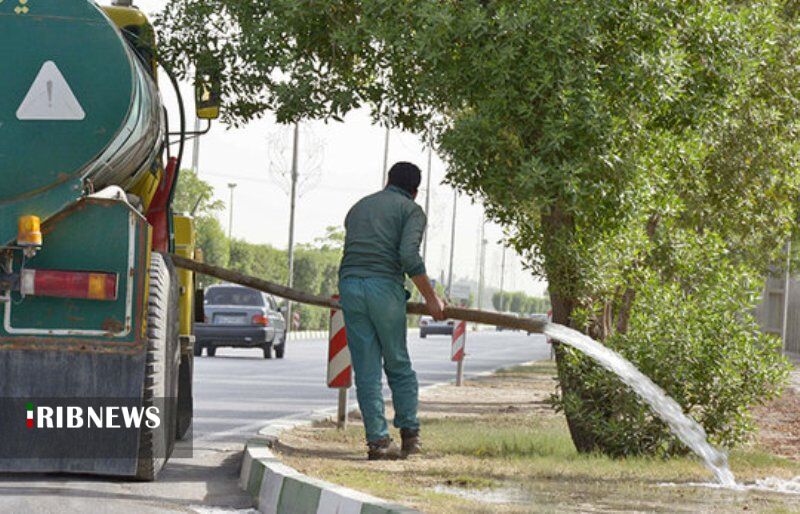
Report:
755,273,800,356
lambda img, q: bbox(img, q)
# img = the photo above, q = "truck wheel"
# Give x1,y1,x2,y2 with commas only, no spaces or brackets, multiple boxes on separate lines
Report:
420,331,427,339
207,345,216,357
135,253,180,481
262,343,273,359
193,343,202,357
274,342,285,359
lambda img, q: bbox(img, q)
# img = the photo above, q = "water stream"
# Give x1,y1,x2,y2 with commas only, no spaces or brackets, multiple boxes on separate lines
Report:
543,323,736,486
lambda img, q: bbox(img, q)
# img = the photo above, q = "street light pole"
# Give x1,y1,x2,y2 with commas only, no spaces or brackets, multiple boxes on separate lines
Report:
477,216,486,310
191,117,201,173
227,182,237,260
422,143,432,261
381,121,391,187
286,122,300,335
499,246,507,311
447,189,457,297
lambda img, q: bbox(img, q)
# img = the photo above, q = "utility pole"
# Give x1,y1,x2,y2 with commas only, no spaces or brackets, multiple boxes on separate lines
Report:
191,117,201,173
499,246,507,312
381,122,391,187
477,216,487,311
227,183,237,260
422,143,432,261
447,189,457,297
286,122,300,335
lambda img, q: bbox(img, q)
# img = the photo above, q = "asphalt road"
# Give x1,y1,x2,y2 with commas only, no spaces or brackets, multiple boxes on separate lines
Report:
0,330,549,513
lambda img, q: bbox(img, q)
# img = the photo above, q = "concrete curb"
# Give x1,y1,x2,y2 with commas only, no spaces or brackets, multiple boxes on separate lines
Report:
286,330,327,341
240,439,419,514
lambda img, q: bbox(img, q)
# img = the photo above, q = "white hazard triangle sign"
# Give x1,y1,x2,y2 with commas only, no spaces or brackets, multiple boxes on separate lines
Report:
16,61,85,121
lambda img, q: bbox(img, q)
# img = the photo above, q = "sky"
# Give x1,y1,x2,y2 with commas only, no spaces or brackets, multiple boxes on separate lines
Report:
135,0,547,298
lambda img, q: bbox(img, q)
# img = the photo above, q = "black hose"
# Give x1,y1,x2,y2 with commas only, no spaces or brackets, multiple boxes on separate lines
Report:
159,60,186,207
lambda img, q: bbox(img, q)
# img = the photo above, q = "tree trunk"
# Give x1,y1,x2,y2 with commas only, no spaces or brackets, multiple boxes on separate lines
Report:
549,293,602,453
541,205,603,454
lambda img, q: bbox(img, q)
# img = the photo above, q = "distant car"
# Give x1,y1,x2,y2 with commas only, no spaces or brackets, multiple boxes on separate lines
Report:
527,313,550,335
419,316,455,338
194,284,287,359
496,311,521,331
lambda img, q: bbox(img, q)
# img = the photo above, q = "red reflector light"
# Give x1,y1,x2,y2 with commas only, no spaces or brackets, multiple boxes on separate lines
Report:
20,269,118,301
251,314,269,326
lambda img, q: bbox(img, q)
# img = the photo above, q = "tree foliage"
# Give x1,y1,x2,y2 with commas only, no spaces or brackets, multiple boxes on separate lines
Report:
174,169,228,286
173,169,224,216
158,1,799,453
492,291,550,315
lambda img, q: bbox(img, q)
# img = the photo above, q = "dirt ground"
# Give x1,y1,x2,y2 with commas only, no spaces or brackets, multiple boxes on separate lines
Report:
275,360,800,513
753,368,800,462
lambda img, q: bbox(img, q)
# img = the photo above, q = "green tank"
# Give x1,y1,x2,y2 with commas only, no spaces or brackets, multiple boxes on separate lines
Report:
0,0,163,246
0,0,191,480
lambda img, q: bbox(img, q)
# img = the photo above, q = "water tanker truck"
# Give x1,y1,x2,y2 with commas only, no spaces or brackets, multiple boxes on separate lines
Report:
0,0,218,479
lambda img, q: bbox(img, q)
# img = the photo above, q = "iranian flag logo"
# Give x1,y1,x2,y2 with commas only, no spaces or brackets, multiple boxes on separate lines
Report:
26,403,34,428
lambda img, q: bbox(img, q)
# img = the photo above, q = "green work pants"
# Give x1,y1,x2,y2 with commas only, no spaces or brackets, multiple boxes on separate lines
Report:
338,277,419,442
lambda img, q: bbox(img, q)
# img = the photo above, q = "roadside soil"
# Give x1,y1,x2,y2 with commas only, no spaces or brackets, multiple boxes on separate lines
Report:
752,367,800,462
275,360,800,513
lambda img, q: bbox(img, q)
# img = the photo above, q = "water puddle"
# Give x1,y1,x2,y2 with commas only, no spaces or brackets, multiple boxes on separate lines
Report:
435,478,800,512
433,484,529,504
661,475,800,495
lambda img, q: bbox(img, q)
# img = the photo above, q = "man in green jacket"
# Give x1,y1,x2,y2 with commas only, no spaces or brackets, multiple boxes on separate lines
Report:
338,161,446,460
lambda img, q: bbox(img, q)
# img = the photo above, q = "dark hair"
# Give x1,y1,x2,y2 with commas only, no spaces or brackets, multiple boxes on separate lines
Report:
387,162,422,195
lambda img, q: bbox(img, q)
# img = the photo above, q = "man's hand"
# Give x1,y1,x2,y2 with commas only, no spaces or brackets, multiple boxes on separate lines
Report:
426,294,446,321
411,274,448,321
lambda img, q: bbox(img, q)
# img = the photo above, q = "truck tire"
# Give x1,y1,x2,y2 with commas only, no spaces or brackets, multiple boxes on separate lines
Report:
135,253,180,481
207,345,216,357
193,343,202,356
162,254,181,453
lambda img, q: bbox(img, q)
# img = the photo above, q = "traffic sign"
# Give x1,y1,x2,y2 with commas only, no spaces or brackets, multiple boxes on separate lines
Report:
450,282,471,301
16,61,85,121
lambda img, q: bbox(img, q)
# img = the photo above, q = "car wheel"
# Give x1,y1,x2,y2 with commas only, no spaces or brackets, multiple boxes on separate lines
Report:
207,345,216,357
420,331,427,339
274,343,285,359
262,343,273,359
193,343,202,356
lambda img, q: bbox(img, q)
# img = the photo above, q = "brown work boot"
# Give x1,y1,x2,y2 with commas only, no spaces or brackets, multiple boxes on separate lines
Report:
400,428,421,458
367,437,402,461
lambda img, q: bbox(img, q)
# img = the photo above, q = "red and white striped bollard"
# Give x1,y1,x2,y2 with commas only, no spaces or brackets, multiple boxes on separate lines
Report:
451,320,467,386
328,295,352,429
